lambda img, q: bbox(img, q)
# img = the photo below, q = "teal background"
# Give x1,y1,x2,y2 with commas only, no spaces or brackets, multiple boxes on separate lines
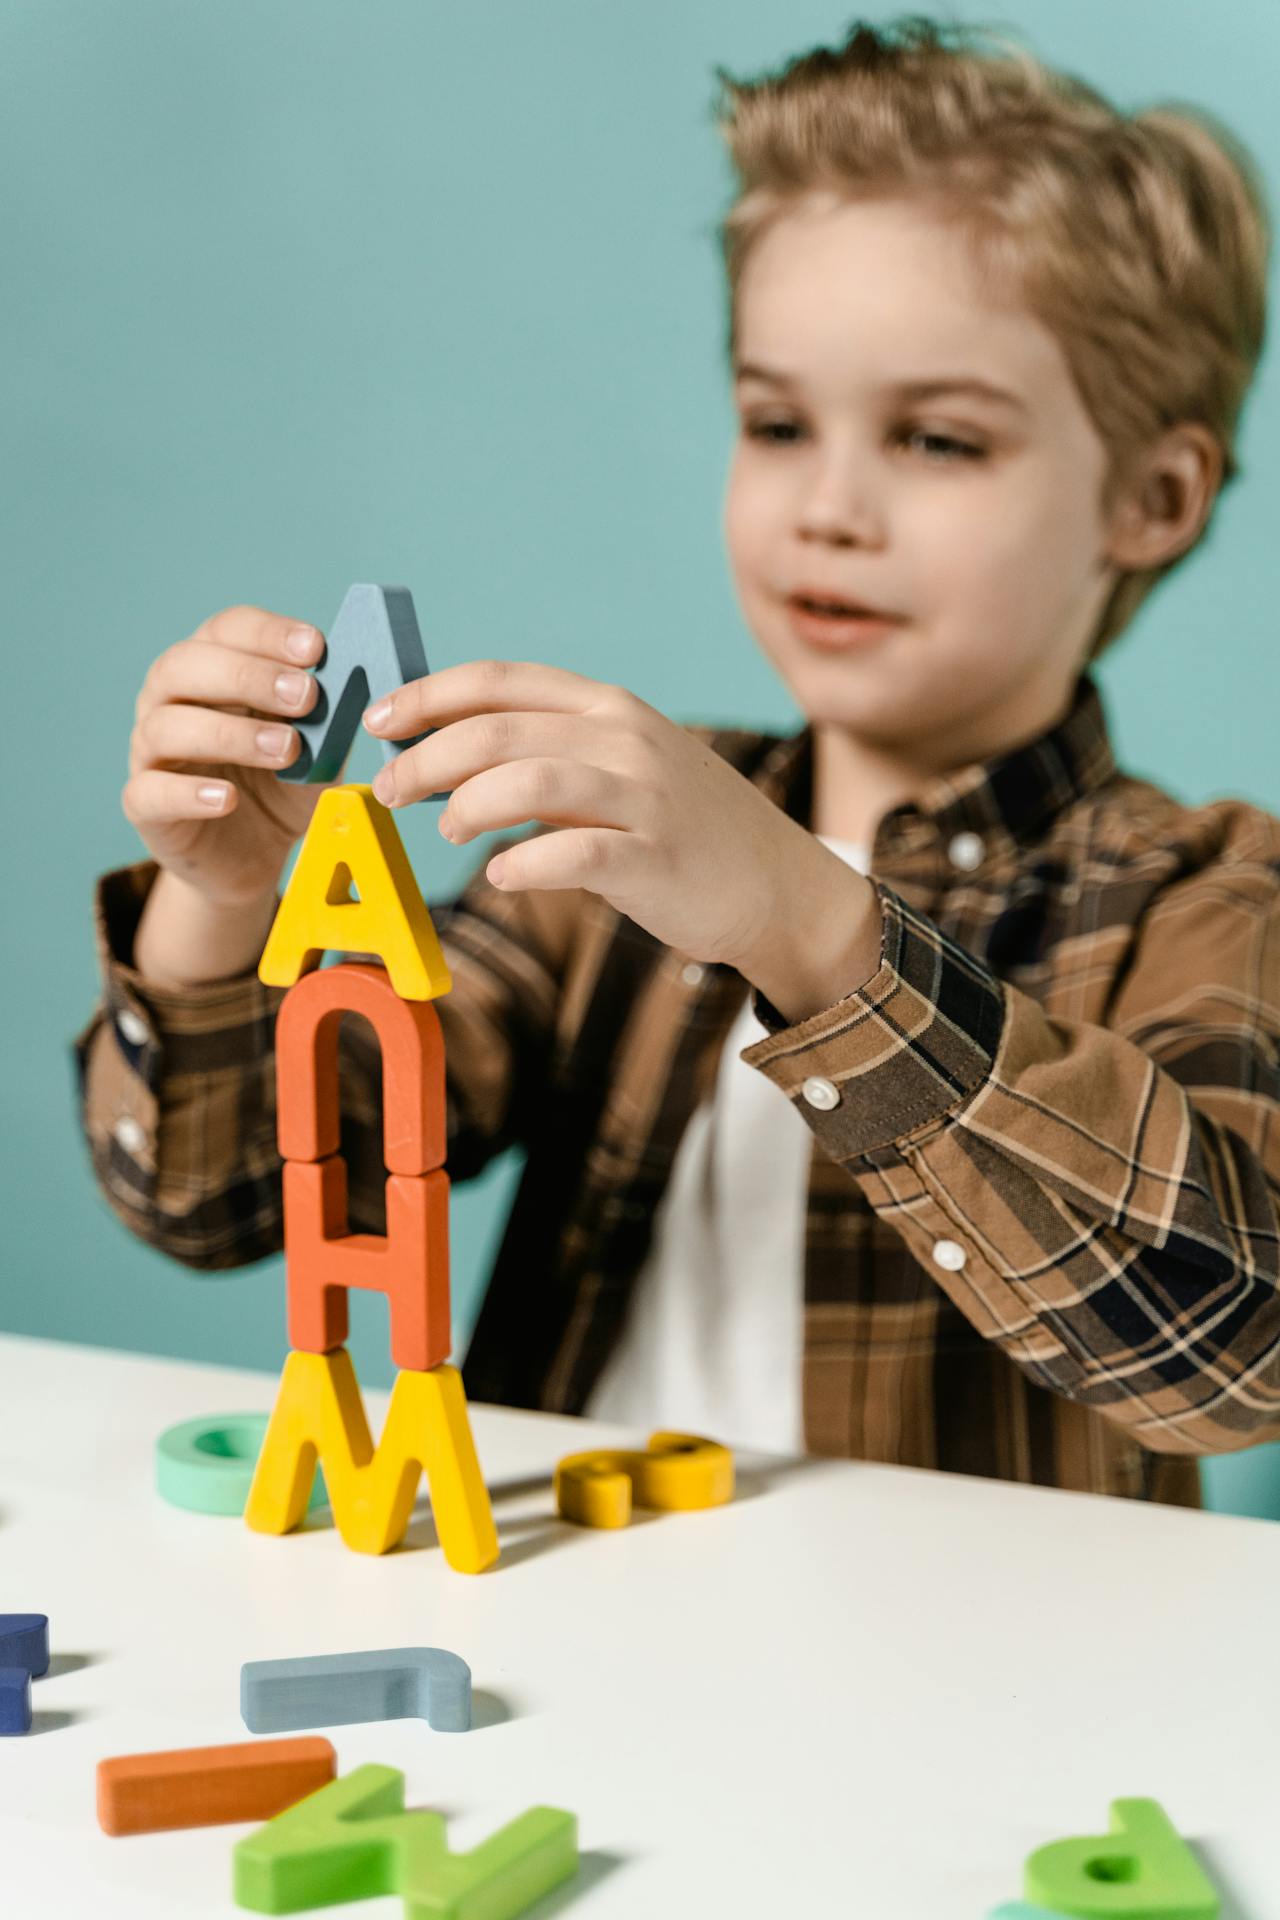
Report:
2,3,1277,1514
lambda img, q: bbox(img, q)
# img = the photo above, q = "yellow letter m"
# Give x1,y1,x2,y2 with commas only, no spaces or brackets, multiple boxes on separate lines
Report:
245,1348,498,1572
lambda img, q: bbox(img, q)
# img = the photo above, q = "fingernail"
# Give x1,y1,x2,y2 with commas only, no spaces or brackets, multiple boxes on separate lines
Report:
285,626,320,662
197,783,227,809
275,671,307,707
439,812,456,840
256,724,292,760
364,698,393,732
372,766,396,804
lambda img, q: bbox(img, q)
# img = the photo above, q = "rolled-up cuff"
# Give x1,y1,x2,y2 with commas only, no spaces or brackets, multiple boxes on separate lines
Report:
739,876,1006,1158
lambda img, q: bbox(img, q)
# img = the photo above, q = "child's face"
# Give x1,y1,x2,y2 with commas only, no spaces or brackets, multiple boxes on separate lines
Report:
722,194,1122,761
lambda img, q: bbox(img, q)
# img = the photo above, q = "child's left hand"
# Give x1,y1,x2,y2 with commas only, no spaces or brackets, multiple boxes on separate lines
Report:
363,660,881,1008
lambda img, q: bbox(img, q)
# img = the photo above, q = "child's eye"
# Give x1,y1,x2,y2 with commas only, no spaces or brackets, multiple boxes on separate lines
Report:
895,427,986,463
742,418,986,462
744,418,803,444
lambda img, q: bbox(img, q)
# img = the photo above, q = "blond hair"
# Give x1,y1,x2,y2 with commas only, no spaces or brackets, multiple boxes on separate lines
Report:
710,15,1271,659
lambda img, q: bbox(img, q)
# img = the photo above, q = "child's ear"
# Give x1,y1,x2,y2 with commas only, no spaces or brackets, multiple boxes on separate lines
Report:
1105,422,1223,571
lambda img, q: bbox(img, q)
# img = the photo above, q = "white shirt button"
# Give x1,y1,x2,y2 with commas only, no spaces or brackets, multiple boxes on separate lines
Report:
801,1075,840,1111
116,1008,149,1046
947,831,985,872
113,1115,147,1153
931,1238,967,1271
681,962,705,987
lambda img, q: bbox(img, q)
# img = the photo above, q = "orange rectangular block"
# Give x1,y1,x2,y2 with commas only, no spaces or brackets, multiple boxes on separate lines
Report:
96,1735,336,1835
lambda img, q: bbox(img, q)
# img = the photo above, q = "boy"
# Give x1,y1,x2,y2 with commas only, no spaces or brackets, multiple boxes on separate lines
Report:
77,18,1279,1506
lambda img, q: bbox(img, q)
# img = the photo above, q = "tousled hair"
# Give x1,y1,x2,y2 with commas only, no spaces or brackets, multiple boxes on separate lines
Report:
711,15,1271,658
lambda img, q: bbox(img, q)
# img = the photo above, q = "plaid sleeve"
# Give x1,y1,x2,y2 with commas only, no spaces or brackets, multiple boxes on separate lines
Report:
75,833,568,1270
740,838,1280,1456
75,860,299,1268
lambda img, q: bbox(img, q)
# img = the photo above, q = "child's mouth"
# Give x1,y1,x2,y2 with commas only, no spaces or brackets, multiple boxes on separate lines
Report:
786,595,904,650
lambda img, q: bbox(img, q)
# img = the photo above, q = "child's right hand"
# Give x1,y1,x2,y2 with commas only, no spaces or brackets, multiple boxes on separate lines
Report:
122,605,337,909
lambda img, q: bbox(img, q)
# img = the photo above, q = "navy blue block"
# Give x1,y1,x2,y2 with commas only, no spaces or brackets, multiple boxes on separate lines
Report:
0,1668,32,1734
0,1614,49,1677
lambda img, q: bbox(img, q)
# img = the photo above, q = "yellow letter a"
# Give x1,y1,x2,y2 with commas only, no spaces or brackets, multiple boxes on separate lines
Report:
258,784,452,1000
245,1348,499,1572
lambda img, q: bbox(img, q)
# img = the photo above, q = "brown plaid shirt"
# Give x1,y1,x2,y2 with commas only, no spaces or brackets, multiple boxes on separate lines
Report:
75,670,1280,1507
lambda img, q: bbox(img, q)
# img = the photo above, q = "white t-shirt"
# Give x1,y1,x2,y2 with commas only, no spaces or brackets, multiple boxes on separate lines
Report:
583,836,871,1454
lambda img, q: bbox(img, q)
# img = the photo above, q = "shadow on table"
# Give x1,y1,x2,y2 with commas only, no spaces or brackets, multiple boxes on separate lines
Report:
25,1649,102,1733
469,1688,510,1731
519,1851,630,1915
30,1709,88,1734
394,1497,568,1569
432,1453,827,1568
45,1650,97,1680
302,1453,826,1565
1192,1841,1253,1920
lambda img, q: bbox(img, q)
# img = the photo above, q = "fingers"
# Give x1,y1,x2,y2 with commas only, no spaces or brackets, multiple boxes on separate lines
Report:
440,756,628,845
141,639,321,722
363,658,628,742
130,703,304,778
484,825,629,893
371,710,600,809
198,604,324,670
122,769,241,827
138,609,326,725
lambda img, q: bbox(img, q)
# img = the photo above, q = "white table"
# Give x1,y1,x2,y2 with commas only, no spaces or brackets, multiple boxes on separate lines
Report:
0,1332,1274,1917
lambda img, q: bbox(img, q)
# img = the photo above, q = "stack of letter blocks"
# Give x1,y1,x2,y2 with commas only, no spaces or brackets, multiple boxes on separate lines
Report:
244,775,499,1572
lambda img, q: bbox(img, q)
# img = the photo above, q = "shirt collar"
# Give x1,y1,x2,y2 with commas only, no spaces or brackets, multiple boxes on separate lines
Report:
752,669,1119,858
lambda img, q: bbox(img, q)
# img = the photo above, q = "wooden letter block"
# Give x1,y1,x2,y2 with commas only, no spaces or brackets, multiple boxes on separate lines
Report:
155,1413,327,1517
275,961,446,1172
277,583,449,792
1024,1798,1220,1917
258,785,452,999
0,1668,32,1735
96,1736,336,1835
0,1614,49,1677
233,1764,577,1918
241,1647,471,1736
987,1905,1076,1918
555,1431,735,1529
283,1157,451,1373
245,1348,499,1571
